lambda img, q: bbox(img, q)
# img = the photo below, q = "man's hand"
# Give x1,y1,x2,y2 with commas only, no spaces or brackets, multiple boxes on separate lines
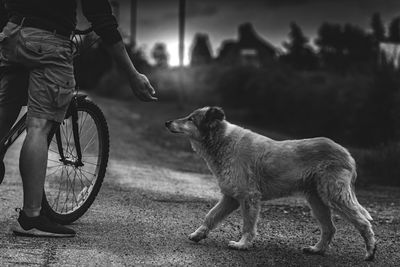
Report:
129,73,157,102
107,41,158,102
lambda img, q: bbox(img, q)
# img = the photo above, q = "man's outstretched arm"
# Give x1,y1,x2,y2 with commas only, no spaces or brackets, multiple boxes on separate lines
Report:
108,41,157,101
81,0,156,101
0,0,7,30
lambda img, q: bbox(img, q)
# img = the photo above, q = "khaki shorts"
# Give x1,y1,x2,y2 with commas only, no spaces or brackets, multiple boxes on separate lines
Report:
0,22,75,122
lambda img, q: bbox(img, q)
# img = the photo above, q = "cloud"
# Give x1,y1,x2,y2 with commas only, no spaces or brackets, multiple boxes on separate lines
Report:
139,18,159,27
251,0,310,8
186,3,219,18
160,2,219,20
229,0,399,9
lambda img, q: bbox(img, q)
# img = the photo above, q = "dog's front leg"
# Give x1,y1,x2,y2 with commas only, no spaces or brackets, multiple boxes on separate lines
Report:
189,195,239,242
228,195,261,250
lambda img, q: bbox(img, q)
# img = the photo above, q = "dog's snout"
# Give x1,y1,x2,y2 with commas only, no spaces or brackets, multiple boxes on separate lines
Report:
165,120,172,127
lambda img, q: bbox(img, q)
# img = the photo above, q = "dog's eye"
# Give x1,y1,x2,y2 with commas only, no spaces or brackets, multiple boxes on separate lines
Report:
188,117,193,122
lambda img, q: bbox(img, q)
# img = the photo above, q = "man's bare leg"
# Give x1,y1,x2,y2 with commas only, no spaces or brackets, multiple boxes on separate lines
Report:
19,117,53,217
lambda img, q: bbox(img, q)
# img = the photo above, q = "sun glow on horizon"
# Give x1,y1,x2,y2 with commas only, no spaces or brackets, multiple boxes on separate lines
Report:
137,39,190,67
163,40,190,67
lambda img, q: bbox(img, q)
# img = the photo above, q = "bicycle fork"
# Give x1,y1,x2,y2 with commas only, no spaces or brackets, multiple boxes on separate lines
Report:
55,97,84,168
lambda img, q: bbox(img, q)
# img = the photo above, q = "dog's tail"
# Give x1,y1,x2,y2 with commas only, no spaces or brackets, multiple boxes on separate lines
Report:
355,198,373,221
319,169,373,222
349,170,373,221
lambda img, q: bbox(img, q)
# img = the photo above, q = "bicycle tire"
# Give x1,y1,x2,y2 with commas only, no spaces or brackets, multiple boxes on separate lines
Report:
42,98,109,225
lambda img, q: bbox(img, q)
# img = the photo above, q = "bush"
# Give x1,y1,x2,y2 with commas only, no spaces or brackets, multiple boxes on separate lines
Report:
354,144,400,186
216,65,380,145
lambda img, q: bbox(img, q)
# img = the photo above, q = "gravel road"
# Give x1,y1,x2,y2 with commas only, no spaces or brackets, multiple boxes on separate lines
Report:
0,96,399,266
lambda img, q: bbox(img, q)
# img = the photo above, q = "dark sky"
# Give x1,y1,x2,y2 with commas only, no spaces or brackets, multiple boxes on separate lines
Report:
112,0,400,65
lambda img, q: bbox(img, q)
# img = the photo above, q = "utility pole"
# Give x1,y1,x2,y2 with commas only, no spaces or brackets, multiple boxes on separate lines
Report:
179,0,186,67
130,0,137,47
178,0,186,108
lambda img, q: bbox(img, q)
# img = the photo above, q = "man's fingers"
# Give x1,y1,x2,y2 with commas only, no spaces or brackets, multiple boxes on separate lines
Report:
147,96,158,101
135,90,158,102
131,75,157,101
148,84,156,96
143,91,158,101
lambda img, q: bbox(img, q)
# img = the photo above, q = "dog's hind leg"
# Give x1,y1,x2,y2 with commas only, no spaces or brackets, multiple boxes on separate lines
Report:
330,194,376,261
189,195,239,243
326,174,376,261
303,193,336,256
228,195,261,250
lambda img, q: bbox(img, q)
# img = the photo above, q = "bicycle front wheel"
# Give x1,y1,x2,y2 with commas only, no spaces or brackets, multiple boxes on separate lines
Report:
42,98,109,225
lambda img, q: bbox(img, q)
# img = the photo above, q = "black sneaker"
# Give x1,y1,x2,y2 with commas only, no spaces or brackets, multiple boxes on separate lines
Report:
12,209,76,237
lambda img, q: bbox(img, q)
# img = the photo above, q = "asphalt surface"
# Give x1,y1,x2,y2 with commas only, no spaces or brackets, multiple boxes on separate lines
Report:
0,96,399,266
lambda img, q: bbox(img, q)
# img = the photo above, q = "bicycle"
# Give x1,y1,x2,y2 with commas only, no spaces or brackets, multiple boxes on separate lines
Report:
0,27,109,225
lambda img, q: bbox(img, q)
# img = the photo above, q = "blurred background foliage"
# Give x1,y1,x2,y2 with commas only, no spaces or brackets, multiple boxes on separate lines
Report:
75,13,400,186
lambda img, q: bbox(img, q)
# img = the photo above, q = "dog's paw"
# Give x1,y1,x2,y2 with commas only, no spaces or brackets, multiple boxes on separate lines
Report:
188,232,206,243
302,246,325,256
364,243,377,261
228,241,251,250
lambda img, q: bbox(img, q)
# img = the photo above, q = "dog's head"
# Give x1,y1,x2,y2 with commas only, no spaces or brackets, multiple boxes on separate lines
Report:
165,106,225,141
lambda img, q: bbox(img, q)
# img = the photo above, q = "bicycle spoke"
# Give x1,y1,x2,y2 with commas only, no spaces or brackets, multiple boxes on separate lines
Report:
79,111,89,137
71,171,79,208
81,160,99,166
47,158,61,164
79,168,96,177
82,133,97,155
60,123,71,157
48,148,61,154
47,164,64,169
66,121,74,157
62,167,72,213
67,119,76,157
78,168,95,186
80,123,95,142
46,166,62,178
52,167,64,211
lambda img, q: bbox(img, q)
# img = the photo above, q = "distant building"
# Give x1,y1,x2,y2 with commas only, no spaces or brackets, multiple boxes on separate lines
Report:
379,42,400,69
217,23,280,67
190,33,213,66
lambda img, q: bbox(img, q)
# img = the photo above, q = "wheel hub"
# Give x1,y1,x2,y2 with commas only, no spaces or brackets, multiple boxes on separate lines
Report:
60,157,84,167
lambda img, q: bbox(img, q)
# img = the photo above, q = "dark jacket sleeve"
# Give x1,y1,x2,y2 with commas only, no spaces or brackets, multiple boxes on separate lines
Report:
81,0,122,45
0,0,7,30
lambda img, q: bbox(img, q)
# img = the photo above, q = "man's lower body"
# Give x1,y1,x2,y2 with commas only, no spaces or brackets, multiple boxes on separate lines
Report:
0,21,76,237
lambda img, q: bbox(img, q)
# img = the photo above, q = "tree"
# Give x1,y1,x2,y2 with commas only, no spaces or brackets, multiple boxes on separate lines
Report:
315,22,374,72
342,23,374,64
315,22,345,70
190,33,213,66
151,42,169,68
126,45,152,74
388,17,400,43
282,22,317,70
371,13,386,42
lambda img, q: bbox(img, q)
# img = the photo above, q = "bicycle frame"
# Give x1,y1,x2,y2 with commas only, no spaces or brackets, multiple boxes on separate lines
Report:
0,113,26,159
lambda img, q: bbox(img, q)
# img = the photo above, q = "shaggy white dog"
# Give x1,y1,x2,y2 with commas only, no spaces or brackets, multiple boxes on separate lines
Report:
166,106,376,261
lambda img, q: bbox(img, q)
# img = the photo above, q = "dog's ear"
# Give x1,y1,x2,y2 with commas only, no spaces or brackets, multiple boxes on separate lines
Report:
201,107,225,131
205,106,225,122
